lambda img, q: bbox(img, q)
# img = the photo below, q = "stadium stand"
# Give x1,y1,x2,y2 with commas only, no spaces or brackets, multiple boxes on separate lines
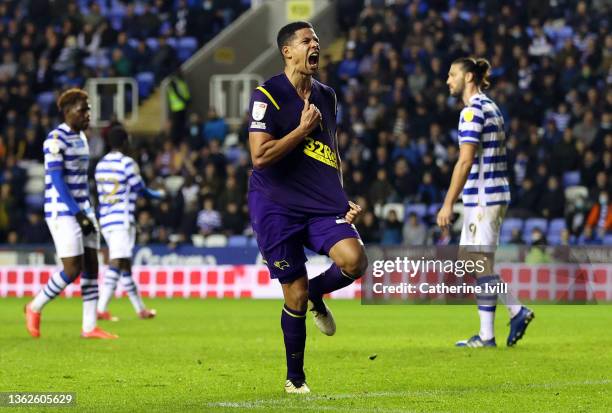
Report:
0,0,610,246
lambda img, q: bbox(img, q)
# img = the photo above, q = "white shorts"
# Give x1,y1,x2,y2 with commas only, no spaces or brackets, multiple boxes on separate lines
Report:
46,213,101,258
460,204,507,247
102,225,136,260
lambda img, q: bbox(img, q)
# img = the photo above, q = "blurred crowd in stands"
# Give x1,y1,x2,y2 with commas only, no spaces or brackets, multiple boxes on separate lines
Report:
1,0,611,247
0,0,248,244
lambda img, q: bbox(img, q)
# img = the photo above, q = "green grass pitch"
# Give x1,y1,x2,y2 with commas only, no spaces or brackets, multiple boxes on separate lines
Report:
1,298,611,412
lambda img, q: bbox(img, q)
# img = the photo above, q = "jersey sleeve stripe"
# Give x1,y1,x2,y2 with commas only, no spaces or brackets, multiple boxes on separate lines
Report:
46,161,63,169
45,182,88,190
256,86,280,110
459,130,481,138
463,115,484,124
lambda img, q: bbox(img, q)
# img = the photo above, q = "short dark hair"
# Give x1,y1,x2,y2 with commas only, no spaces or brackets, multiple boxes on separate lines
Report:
57,88,88,113
108,126,128,150
453,57,492,89
276,21,313,57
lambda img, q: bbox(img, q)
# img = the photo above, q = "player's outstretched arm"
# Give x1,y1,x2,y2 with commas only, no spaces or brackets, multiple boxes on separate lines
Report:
250,99,321,169
437,143,477,227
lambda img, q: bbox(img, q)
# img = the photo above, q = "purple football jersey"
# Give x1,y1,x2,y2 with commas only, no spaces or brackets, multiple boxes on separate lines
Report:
248,73,349,215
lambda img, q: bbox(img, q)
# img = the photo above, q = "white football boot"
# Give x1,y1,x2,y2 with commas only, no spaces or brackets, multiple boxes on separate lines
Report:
284,379,311,394
308,299,336,336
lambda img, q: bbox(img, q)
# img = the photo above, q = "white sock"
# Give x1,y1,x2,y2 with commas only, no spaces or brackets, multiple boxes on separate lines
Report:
478,306,496,340
120,272,145,313
31,271,72,312
97,267,121,313
81,275,99,333
507,304,522,318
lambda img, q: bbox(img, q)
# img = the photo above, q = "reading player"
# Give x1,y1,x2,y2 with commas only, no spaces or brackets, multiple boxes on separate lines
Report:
437,58,534,348
25,88,117,339
248,21,367,393
95,126,160,321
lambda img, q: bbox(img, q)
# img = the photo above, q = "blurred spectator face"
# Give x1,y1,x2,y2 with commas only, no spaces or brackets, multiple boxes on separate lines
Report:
386,210,398,223
1,183,11,199
207,107,218,119
203,199,214,210
25,129,36,143
117,32,128,45
209,140,220,153
28,212,40,224
227,202,238,214
537,164,548,177
112,49,123,62
531,228,545,245
394,158,408,176
355,196,367,211
7,231,18,244
363,211,375,227
423,172,433,184
547,177,559,191
558,103,568,114
560,229,570,244
376,169,387,181
430,123,441,137
409,213,418,226
586,89,598,104
189,113,200,124
204,163,215,178
376,146,387,162
397,133,408,147
596,172,607,188
138,211,151,226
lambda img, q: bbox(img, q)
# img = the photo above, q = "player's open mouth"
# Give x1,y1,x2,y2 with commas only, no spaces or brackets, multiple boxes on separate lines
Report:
308,52,319,67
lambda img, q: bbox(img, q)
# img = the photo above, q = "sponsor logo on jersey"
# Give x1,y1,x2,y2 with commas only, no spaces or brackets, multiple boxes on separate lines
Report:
303,137,338,169
250,121,267,129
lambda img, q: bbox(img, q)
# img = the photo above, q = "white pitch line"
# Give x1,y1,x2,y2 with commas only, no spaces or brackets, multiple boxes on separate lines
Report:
206,379,612,410
210,404,408,413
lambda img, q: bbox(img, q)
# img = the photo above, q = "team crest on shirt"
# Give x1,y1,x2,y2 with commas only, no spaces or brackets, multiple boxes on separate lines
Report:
252,101,267,121
464,109,475,122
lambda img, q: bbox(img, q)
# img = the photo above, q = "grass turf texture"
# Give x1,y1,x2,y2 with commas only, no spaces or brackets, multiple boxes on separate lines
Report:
1,298,611,412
